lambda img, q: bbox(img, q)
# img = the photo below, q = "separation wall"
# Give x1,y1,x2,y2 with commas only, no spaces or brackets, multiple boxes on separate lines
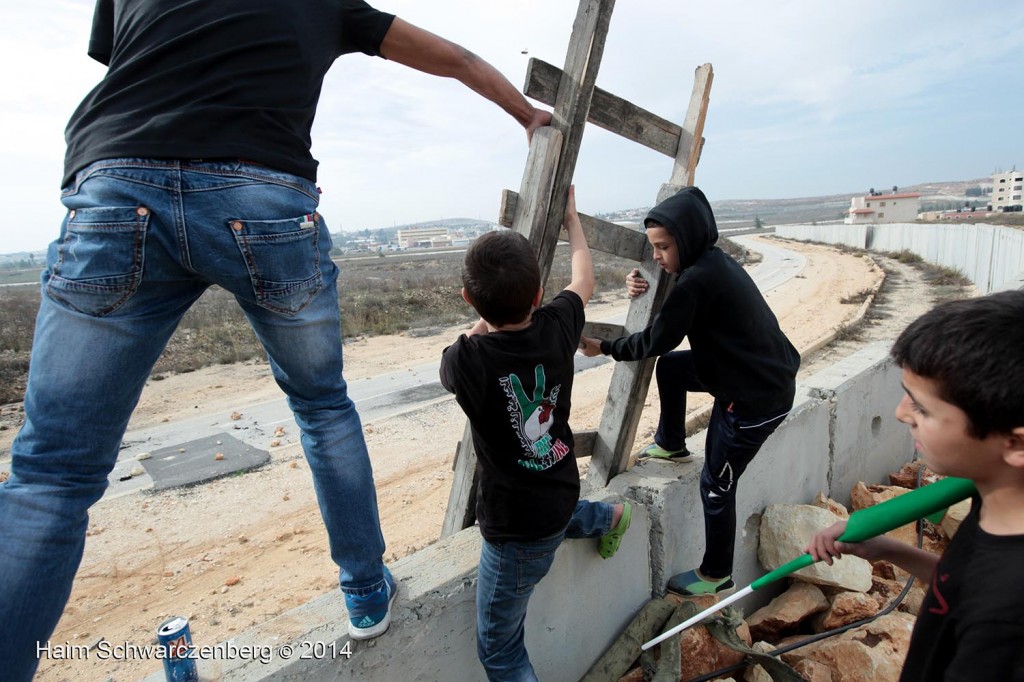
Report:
145,343,916,682
775,222,1024,294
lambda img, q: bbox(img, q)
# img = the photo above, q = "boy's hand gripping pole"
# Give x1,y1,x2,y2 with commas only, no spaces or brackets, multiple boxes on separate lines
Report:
642,476,976,651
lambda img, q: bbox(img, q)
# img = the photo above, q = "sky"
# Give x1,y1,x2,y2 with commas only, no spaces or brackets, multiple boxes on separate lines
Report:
1,1,1023,254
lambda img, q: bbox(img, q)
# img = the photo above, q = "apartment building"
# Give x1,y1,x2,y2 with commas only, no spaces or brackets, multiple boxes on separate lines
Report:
989,169,1024,212
844,190,921,224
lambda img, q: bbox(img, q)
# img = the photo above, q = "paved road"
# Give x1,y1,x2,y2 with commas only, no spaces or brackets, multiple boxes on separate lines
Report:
96,233,805,499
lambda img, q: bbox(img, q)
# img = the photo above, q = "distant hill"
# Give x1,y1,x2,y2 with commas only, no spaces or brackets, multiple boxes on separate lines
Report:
391,217,493,230
599,178,993,229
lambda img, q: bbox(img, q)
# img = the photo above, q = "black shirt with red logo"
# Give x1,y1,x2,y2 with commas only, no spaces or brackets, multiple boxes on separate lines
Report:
900,496,1024,680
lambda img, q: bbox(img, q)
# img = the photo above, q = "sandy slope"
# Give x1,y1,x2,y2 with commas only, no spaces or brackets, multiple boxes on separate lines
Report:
17,237,947,681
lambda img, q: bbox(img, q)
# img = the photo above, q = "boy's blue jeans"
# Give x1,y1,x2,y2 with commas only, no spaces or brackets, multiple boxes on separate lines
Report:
0,159,387,681
476,499,613,682
654,350,789,578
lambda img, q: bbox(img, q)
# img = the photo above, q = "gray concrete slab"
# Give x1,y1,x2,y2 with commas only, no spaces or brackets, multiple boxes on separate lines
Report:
141,433,269,490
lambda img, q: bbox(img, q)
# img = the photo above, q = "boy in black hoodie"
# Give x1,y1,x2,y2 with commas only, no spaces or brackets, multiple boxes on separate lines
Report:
580,186,800,596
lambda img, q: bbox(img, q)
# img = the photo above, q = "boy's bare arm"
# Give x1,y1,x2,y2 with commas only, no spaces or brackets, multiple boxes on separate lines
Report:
465,318,489,337
563,185,594,306
806,520,939,583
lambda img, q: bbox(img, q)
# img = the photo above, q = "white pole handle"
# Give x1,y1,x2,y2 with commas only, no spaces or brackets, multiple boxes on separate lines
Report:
641,585,754,650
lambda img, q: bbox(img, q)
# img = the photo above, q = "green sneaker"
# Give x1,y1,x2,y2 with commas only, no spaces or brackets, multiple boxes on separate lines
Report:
667,568,735,596
637,443,692,462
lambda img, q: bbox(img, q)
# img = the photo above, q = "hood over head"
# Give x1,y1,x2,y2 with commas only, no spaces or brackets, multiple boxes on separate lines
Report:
643,186,718,270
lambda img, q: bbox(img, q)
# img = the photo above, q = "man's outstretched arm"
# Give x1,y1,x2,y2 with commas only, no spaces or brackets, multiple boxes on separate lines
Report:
379,17,551,141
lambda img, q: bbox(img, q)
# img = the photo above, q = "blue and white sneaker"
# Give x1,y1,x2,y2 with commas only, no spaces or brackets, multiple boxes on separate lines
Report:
346,566,398,640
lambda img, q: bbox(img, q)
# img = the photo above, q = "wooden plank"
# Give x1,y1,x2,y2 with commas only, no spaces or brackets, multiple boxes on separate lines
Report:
501,189,648,262
441,127,563,538
443,0,615,535
441,430,477,536
668,63,713,187
534,0,616,285
582,321,625,340
574,429,597,459
587,251,674,485
525,58,682,158
588,63,715,485
498,190,517,228
574,213,647,262
511,127,563,239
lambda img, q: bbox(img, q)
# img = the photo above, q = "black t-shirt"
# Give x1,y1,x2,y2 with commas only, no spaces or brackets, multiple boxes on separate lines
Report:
899,497,1024,681
439,291,585,543
63,0,395,186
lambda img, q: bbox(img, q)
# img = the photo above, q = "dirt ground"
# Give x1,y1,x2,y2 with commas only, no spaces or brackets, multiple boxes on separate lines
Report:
6,237,952,681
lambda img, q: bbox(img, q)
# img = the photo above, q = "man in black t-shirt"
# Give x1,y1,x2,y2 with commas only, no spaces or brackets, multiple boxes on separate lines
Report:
440,188,632,681
0,2,551,679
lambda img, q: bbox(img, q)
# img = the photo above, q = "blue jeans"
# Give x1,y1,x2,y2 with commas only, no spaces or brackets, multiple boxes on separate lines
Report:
0,159,386,681
653,350,789,578
476,500,612,682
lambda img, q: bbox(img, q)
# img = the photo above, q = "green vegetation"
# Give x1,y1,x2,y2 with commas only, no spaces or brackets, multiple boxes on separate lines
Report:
720,237,760,265
0,269,44,285
887,249,924,264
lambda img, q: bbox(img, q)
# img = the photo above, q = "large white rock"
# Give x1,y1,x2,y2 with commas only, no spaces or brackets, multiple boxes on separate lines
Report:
759,504,873,592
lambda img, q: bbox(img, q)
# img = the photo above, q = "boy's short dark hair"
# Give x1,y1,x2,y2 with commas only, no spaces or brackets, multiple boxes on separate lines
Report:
462,230,541,326
891,290,1024,438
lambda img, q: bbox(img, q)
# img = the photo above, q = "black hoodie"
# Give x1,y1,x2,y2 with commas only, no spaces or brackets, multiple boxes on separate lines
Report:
601,187,800,414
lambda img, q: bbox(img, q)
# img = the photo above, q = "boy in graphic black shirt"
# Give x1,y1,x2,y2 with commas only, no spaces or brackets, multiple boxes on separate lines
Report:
807,291,1024,681
440,187,631,681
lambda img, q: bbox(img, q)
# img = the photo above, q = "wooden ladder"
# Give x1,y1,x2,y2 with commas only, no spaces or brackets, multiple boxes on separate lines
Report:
442,0,713,536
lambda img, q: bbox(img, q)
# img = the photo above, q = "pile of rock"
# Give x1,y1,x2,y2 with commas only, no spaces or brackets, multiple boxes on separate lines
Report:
615,461,971,682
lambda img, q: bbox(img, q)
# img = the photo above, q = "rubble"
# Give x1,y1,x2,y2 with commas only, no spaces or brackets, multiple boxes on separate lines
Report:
616,460,955,682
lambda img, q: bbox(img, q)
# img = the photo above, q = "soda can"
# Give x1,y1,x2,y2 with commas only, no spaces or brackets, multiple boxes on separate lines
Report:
156,616,198,682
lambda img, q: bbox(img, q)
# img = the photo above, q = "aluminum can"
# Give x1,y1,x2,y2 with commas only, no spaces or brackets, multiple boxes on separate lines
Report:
156,616,198,682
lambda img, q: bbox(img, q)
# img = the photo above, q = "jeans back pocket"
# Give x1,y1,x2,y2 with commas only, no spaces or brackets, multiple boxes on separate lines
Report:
229,213,323,315
46,206,149,316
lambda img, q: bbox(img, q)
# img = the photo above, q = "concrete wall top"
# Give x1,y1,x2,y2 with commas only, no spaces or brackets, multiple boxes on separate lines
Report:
144,495,651,682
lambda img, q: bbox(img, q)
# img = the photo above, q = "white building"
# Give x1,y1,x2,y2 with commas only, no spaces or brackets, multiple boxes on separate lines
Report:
844,191,921,224
989,169,1024,212
396,227,451,249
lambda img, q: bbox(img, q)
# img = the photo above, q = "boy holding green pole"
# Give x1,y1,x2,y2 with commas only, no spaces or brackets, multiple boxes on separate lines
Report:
807,290,1024,680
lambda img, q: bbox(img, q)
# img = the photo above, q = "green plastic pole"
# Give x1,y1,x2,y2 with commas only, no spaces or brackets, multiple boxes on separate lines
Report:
642,476,976,650
751,476,975,590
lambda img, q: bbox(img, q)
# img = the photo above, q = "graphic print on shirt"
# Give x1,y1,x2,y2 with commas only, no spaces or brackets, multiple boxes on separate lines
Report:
499,365,569,471
928,572,951,615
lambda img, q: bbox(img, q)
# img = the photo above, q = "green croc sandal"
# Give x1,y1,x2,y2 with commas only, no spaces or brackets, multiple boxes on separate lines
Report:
598,502,632,559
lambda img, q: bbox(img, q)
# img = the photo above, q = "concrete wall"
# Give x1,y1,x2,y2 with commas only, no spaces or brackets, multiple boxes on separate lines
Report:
147,344,917,682
776,222,1024,294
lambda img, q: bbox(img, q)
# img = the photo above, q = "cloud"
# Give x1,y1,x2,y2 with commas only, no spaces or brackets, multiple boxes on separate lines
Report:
2,0,1023,252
